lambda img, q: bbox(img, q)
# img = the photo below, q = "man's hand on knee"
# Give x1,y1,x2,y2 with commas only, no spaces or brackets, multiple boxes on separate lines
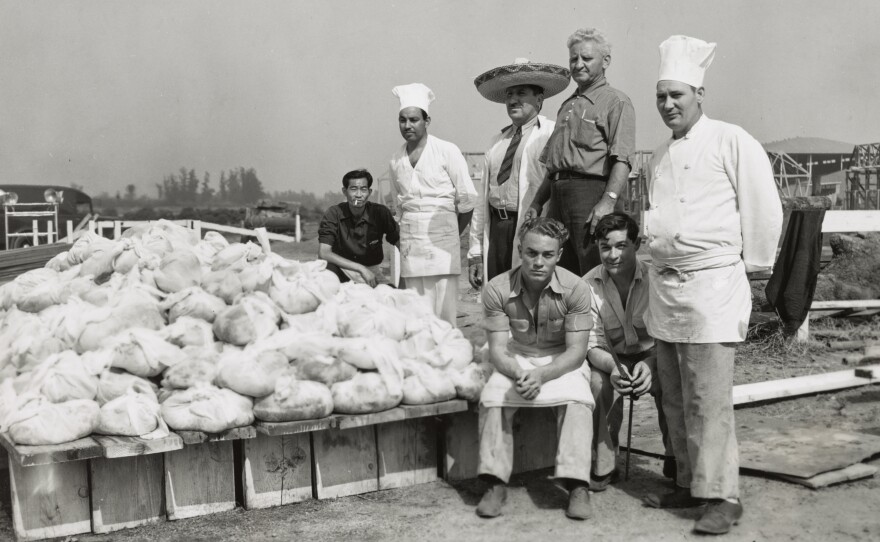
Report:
515,370,543,400
630,361,653,397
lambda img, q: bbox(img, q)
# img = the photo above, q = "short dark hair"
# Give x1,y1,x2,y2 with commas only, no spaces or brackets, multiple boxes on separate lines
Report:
518,217,569,245
592,212,640,244
342,169,373,189
417,108,429,121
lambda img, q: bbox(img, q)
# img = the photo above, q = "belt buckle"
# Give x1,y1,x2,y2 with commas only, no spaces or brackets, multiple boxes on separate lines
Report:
498,207,509,220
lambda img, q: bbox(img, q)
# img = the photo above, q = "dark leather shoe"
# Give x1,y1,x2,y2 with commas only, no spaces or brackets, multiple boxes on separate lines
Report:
662,456,677,481
643,486,705,509
694,499,743,534
476,484,507,518
566,485,592,520
590,469,619,492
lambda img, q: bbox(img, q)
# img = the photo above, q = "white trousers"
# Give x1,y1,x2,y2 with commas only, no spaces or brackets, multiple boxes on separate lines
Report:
403,274,458,327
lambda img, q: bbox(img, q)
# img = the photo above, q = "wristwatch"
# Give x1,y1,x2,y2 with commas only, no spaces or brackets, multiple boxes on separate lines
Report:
605,191,619,201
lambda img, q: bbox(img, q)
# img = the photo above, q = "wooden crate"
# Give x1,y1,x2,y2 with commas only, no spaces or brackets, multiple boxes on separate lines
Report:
242,433,313,509
90,454,165,534
377,418,438,490
164,440,236,520
8,458,91,541
312,424,378,499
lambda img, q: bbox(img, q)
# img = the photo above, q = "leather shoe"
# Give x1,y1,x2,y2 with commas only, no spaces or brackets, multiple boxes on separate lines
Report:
476,484,507,518
566,485,592,520
643,486,705,509
694,499,743,534
590,469,619,492
662,457,677,481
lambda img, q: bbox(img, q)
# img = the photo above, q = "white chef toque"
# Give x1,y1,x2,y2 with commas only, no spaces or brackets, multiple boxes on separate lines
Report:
658,35,716,88
392,83,435,114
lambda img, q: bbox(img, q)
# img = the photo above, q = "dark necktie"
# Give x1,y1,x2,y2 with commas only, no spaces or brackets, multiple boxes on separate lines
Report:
496,126,522,186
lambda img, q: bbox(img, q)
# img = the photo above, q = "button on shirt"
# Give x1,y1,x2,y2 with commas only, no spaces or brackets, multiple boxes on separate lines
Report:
482,265,593,357
487,116,540,212
584,260,654,357
317,202,399,266
540,77,636,177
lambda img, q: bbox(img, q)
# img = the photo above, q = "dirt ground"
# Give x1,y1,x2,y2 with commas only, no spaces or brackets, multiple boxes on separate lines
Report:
1,224,879,541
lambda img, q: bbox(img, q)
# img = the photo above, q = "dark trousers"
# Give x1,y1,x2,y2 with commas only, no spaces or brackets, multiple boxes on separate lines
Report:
325,262,350,283
547,179,610,275
487,208,518,281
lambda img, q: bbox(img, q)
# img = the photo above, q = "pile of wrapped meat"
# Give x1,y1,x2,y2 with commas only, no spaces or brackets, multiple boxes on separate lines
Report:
0,221,491,446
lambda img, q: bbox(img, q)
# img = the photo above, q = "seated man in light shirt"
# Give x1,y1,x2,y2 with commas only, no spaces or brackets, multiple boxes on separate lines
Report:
583,212,673,490
476,217,595,521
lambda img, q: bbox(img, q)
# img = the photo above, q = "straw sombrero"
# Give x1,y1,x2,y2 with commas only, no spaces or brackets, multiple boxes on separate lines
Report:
474,58,571,103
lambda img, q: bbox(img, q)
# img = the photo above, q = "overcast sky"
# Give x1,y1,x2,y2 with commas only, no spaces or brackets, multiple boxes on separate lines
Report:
1,0,878,198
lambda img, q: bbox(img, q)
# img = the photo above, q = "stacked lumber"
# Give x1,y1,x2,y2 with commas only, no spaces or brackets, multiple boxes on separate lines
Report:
0,244,68,283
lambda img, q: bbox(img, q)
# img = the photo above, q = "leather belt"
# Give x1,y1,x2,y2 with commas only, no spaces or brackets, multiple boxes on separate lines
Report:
550,170,606,182
489,206,517,220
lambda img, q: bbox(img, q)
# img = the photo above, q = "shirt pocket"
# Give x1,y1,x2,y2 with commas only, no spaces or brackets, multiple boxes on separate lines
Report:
546,317,566,343
571,117,604,151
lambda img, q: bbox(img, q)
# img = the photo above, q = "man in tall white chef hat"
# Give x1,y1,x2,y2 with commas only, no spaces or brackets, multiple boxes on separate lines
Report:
641,36,782,535
389,83,477,326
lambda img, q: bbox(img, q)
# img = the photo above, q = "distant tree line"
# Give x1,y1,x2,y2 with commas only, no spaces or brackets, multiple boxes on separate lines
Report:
156,167,266,205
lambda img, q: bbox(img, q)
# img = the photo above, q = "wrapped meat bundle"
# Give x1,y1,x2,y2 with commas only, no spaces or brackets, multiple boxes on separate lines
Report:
212,292,280,346
400,361,456,405
160,347,220,389
153,251,202,294
214,348,288,397
6,397,100,446
336,302,407,342
289,355,356,386
161,316,216,348
96,369,158,405
268,261,340,315
254,375,334,422
201,269,243,305
22,351,99,403
96,390,167,438
102,328,185,378
331,372,403,414
161,287,227,324
160,384,254,433
446,361,492,402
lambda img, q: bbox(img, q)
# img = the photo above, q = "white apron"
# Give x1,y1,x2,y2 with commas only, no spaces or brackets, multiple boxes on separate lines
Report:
480,352,595,409
399,201,460,277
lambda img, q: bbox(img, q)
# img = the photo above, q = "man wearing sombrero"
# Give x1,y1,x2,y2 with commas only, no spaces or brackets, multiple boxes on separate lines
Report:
525,28,636,276
467,59,570,288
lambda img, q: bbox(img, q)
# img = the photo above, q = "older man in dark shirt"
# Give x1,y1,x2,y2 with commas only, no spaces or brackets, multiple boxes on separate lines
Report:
526,27,636,276
318,169,399,287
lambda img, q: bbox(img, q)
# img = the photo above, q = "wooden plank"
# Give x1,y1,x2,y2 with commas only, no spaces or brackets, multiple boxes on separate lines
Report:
199,221,296,243
313,425,378,499
821,210,880,233
0,433,103,467
242,433,313,509
164,441,236,520
776,463,877,489
177,426,257,445
811,300,880,310
398,400,468,419
512,407,558,475
9,457,92,541
732,365,880,405
333,408,406,430
855,366,880,379
443,404,480,481
90,453,165,533
255,417,337,437
377,418,438,490
94,433,183,459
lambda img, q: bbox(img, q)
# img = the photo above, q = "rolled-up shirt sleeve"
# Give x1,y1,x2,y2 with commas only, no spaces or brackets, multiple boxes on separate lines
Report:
564,280,593,331
317,207,340,246
482,280,510,332
382,207,400,245
585,285,607,351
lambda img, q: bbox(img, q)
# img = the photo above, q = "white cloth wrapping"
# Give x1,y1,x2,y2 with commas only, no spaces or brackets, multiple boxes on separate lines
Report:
644,115,783,343
468,115,555,272
479,352,594,409
389,135,477,277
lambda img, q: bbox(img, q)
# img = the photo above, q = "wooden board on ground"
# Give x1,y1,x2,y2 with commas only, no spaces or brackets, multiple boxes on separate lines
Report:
333,408,406,430
90,454,165,533
9,457,92,541
242,433,313,509
313,425,378,499
164,441,236,520
512,407,558,475
255,417,336,437
377,418,438,490
0,432,103,467
94,433,183,459
177,425,257,445
732,365,880,405
775,463,878,489
398,400,468,419
737,419,880,479
443,403,480,481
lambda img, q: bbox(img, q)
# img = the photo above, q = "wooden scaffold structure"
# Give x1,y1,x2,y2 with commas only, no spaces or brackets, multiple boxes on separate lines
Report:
845,142,880,210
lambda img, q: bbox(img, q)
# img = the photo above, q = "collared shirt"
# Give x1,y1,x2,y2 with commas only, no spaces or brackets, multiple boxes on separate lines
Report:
317,201,399,266
483,265,593,357
584,259,653,356
487,115,540,212
540,77,636,177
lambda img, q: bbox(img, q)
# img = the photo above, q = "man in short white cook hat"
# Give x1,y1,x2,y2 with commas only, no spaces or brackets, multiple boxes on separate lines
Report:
467,59,570,288
642,35,782,535
389,83,478,326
